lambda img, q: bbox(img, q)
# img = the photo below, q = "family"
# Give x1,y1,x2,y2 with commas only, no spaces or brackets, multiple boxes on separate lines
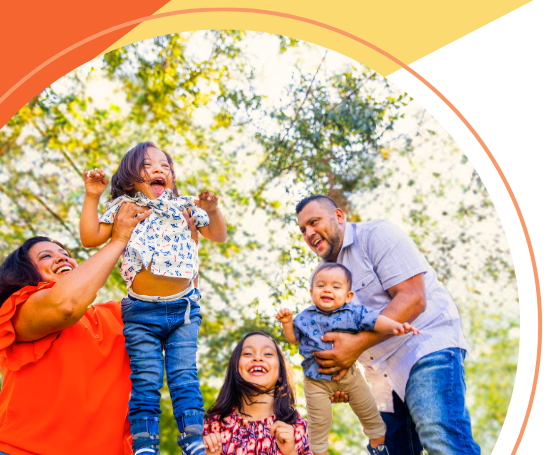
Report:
0,141,481,455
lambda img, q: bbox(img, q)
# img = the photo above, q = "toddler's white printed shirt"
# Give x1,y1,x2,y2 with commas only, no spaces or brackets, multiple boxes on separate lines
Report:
99,189,209,288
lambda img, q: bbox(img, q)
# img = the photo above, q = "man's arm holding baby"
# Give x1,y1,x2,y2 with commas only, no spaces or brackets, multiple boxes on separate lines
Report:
80,169,113,247
195,191,227,243
275,309,300,345
315,273,426,380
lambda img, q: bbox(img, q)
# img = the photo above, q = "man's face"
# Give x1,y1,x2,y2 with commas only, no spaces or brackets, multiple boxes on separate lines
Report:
297,200,345,261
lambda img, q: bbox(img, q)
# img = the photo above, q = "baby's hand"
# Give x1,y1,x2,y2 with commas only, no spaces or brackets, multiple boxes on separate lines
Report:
203,433,223,454
195,191,219,213
392,322,420,336
83,168,108,197
276,308,294,324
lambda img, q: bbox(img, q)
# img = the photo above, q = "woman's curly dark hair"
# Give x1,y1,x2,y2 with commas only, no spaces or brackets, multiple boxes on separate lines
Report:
110,141,179,200
0,236,72,307
205,331,299,425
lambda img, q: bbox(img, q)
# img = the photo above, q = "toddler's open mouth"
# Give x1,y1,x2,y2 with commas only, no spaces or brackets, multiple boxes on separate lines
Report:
150,177,166,196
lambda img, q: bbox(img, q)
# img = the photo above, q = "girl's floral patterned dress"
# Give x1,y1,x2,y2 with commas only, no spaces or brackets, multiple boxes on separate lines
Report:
203,409,313,455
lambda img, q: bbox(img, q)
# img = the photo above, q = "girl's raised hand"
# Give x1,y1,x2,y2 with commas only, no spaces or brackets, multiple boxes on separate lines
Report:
83,168,108,197
270,421,296,455
276,308,294,324
203,433,223,454
195,191,219,213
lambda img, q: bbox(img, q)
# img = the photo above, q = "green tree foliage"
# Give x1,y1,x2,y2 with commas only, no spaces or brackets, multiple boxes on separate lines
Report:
0,32,517,455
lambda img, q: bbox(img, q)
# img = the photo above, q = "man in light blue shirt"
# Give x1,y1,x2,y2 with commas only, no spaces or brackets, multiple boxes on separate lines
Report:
295,194,480,455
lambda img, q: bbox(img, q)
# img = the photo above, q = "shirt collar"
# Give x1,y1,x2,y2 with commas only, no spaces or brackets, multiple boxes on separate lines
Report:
340,222,354,252
312,302,351,315
127,189,174,205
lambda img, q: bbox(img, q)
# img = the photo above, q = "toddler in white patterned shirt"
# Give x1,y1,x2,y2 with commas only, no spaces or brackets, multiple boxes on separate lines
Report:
79,141,227,455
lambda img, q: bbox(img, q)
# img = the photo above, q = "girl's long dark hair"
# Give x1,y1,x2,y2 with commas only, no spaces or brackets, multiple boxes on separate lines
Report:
205,331,299,425
110,141,178,200
0,236,71,307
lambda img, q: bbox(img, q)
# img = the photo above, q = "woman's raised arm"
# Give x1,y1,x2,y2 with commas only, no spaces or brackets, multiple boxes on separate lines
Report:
12,202,151,342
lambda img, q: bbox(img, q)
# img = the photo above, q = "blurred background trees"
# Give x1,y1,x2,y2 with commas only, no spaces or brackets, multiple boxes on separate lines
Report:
0,31,518,454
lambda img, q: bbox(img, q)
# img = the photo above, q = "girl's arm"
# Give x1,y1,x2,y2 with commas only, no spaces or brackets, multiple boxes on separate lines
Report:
275,309,299,344
373,315,420,336
13,203,152,342
195,191,227,243
80,169,113,247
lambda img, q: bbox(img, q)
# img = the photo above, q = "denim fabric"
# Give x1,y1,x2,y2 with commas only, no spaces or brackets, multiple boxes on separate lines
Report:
294,303,379,380
0,451,9,454
122,288,204,451
380,348,480,455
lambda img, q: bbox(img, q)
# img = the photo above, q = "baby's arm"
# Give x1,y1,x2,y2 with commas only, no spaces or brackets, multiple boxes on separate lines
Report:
195,191,227,243
373,315,420,336
275,309,300,345
80,169,113,248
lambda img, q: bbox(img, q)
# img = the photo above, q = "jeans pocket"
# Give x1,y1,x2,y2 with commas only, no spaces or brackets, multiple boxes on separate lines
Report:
120,297,136,318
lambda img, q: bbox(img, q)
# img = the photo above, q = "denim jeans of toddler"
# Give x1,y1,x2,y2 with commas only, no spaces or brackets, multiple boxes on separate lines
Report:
121,286,204,452
380,348,481,455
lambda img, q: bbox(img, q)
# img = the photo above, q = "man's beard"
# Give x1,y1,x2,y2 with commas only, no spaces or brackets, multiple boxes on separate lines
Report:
319,223,343,261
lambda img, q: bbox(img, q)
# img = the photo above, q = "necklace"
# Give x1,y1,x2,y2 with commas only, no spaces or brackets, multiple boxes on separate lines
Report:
79,306,99,339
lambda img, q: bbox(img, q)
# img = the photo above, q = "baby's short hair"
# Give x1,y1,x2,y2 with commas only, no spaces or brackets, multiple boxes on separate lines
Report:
311,263,352,290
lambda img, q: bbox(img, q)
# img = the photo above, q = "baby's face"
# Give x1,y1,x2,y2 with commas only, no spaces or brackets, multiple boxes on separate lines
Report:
310,268,354,312
133,147,175,200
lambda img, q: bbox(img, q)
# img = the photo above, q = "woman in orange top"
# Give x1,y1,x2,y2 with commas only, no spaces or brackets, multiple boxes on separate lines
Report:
0,201,153,455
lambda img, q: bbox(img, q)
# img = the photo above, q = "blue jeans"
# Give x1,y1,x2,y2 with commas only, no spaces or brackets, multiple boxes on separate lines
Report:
380,348,481,455
122,287,204,451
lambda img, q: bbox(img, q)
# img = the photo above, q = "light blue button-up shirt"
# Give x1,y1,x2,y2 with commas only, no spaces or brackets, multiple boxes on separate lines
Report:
323,220,470,400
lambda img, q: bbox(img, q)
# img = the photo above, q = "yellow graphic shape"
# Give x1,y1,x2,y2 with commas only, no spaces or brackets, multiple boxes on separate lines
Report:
102,0,531,76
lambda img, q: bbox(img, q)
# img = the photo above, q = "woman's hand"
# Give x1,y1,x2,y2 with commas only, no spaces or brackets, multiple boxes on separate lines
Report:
183,207,199,245
110,202,152,246
83,168,108,198
183,207,200,288
203,433,223,454
271,421,296,455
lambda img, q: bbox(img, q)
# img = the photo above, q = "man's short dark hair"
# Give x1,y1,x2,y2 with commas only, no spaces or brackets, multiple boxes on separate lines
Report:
311,263,352,290
295,195,338,215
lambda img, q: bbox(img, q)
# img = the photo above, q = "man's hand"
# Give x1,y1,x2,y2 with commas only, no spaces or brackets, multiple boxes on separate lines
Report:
195,190,219,213
330,390,349,404
276,308,294,324
270,421,296,455
314,331,384,380
203,433,223,454
83,168,108,198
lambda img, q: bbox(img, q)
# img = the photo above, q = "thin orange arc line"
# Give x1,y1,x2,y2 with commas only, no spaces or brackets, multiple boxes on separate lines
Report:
0,8,541,455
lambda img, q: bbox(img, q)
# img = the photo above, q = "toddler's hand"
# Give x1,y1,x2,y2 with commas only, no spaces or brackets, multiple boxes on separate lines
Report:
276,308,294,324
195,191,219,213
392,322,420,336
203,433,223,454
83,168,108,197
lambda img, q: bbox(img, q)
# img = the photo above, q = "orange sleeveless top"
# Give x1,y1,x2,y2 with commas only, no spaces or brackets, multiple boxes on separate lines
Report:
0,282,133,455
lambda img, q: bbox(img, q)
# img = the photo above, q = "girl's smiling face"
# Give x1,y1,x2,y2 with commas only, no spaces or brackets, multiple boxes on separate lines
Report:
28,241,77,283
133,147,175,200
238,334,281,390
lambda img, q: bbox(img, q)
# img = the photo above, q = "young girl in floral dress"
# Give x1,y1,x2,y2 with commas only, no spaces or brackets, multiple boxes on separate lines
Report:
203,332,312,455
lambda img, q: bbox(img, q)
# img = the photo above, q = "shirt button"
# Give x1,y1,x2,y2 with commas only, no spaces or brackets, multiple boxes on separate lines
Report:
384,374,388,377
370,356,374,360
